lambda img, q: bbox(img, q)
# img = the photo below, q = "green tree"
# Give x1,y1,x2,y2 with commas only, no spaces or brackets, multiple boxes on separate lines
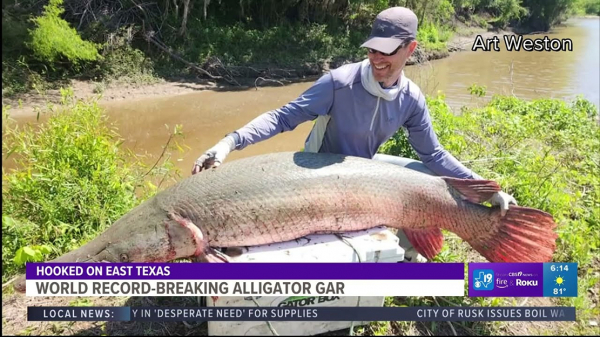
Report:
28,0,101,68
521,0,578,31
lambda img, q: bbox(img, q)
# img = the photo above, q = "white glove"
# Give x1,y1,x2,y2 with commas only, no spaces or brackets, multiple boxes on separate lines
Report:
191,135,236,174
489,191,518,217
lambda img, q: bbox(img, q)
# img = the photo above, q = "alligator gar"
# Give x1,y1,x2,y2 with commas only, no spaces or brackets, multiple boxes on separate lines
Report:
13,151,558,292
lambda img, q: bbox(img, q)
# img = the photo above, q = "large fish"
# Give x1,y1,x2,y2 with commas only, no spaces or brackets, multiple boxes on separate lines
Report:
13,152,558,292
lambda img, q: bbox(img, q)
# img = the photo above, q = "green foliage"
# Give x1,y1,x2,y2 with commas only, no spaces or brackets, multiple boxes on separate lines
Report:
417,21,454,51
2,10,31,58
13,243,53,266
2,59,44,97
521,0,580,30
2,214,54,279
379,92,600,332
452,0,529,28
572,0,600,15
468,83,487,96
491,0,529,28
28,0,101,67
377,128,419,160
382,93,600,266
167,20,367,70
3,0,589,94
99,46,155,81
1,90,183,283
585,0,600,14
94,30,158,85
430,0,457,23
2,9,53,97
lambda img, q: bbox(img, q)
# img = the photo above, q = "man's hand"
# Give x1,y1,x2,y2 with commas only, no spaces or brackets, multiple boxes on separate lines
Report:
191,135,236,174
489,191,518,217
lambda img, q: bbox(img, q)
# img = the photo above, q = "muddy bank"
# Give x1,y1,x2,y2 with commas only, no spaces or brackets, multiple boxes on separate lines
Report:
1,27,512,117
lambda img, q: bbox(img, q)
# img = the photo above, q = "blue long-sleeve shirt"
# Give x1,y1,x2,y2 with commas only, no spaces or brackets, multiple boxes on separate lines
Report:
231,60,483,180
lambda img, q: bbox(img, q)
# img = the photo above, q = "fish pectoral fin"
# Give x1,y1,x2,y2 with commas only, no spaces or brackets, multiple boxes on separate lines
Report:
167,212,205,257
402,228,444,260
193,247,231,263
441,177,501,204
223,247,244,258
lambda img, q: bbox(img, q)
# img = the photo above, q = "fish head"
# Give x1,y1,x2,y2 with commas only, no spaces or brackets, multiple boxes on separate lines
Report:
62,209,206,264
12,202,207,293
73,211,203,264
89,232,176,263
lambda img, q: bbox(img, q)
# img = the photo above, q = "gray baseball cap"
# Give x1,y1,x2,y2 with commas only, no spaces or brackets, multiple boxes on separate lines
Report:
361,7,418,54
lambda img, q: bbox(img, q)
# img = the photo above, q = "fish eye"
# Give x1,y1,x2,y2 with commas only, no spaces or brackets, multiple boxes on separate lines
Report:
120,253,129,262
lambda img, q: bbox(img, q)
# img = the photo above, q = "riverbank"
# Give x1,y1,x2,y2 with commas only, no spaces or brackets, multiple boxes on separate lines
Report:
2,26,512,117
3,80,598,337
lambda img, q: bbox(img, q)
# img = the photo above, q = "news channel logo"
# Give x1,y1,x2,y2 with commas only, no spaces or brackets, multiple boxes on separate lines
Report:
472,269,495,290
469,263,543,296
469,263,577,297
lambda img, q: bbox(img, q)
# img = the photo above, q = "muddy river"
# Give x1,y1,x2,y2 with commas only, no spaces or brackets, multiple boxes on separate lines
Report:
6,18,599,177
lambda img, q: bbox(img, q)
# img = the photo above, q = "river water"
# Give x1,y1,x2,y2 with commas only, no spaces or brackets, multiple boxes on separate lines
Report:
6,18,599,176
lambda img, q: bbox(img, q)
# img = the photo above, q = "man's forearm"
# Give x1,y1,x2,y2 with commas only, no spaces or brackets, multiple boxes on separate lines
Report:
232,73,334,150
233,104,322,150
420,149,484,180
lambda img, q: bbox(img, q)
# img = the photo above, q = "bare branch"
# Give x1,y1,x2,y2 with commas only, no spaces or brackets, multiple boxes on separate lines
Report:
143,32,222,80
254,77,285,90
143,32,242,86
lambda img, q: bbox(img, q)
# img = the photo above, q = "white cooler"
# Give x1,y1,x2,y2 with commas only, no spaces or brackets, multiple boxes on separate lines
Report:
205,226,405,336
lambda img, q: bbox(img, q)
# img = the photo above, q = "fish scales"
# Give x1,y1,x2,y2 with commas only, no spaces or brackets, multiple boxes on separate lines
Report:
13,152,559,293
157,152,455,247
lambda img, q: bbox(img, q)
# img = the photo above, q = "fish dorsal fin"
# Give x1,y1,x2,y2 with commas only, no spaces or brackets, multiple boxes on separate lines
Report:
441,177,501,203
402,228,444,260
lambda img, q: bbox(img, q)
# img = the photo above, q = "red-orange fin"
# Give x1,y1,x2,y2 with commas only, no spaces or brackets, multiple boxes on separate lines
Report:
441,177,501,203
469,206,558,263
403,228,444,260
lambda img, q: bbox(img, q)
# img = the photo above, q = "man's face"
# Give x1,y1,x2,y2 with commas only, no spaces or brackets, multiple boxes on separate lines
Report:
367,40,418,87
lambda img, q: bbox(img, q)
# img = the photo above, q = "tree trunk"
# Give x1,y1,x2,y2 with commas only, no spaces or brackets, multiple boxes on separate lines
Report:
179,0,191,36
419,1,429,25
203,0,211,20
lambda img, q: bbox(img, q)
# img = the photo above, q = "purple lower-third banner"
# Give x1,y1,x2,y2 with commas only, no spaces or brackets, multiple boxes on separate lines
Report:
24,263,467,297
25,262,464,280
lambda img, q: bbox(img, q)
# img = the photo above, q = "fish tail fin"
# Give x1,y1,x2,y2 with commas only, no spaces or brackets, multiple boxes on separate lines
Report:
441,177,501,203
469,205,558,262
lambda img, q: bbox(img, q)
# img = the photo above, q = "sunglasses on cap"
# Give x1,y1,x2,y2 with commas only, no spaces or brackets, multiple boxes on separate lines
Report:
367,40,412,56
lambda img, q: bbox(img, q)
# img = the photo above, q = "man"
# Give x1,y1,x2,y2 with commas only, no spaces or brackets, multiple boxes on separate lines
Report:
191,7,517,262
